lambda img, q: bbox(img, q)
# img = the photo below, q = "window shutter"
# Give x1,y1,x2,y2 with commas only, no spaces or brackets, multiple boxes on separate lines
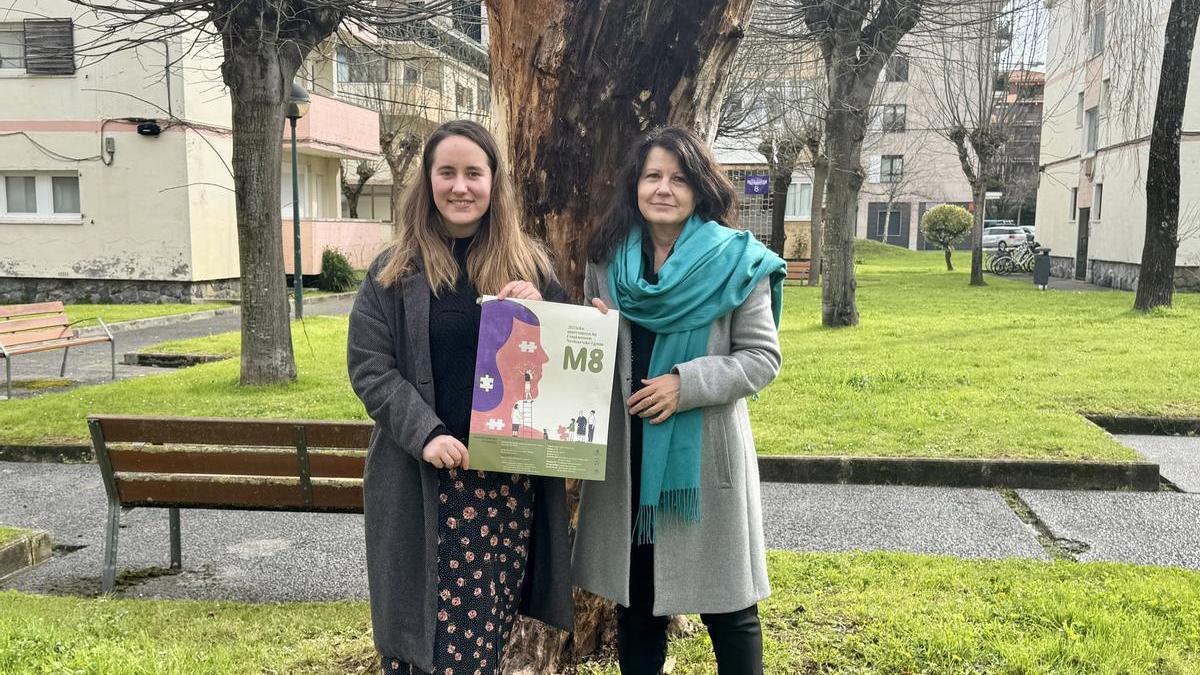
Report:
23,18,74,75
869,156,882,183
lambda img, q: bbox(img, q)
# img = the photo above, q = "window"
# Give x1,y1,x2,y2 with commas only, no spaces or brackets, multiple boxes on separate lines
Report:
881,155,904,183
403,64,420,84
1076,93,1084,127
875,210,902,237
477,78,490,112
422,59,443,91
1070,187,1078,220
883,52,909,82
880,104,907,132
785,182,813,219
452,1,483,42
0,19,75,74
0,172,81,219
336,45,386,83
1094,183,1103,220
1101,78,1111,117
1090,5,1106,56
1084,106,1099,155
455,83,473,110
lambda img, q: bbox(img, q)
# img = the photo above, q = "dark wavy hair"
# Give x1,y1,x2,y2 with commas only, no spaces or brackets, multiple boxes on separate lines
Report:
587,126,740,263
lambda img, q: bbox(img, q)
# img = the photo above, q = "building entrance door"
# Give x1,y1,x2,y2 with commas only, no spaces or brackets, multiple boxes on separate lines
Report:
1075,207,1090,281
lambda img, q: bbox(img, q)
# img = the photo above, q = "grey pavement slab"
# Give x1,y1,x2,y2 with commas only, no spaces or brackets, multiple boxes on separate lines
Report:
1017,489,1200,570
1118,434,1200,492
761,483,1048,560
1,296,353,400
0,461,367,601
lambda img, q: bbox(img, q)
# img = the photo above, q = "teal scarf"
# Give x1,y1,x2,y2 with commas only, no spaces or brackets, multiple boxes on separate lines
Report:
608,215,785,543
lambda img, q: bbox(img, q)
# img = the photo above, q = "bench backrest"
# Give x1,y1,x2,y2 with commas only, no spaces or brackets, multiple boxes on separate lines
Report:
0,302,74,348
88,415,373,513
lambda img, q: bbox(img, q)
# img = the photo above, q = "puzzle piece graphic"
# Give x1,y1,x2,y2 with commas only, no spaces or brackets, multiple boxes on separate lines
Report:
518,341,537,353
479,374,495,392
486,418,505,431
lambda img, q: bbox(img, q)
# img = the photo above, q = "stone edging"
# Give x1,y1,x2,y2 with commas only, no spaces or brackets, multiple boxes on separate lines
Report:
0,443,1160,491
0,529,53,583
1084,414,1200,436
122,353,231,368
757,456,1160,491
73,291,358,338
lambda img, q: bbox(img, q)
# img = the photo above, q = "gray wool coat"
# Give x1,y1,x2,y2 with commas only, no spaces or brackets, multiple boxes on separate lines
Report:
572,261,782,617
347,254,574,672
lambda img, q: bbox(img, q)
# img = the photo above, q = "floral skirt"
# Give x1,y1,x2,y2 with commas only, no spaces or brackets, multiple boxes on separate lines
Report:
424,468,534,675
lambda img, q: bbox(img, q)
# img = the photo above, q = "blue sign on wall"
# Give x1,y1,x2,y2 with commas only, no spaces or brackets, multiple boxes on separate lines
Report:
744,175,770,195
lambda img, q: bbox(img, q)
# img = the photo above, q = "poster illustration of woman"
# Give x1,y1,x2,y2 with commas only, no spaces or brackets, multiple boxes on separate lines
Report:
470,299,550,439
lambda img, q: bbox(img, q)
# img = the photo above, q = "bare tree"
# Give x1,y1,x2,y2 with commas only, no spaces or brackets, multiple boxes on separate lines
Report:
484,3,755,668
67,0,453,384
341,159,380,218
1135,0,1200,310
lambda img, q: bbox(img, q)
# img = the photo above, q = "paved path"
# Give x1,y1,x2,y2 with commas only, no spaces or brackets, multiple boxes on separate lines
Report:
1,297,354,400
1118,434,1200,492
6,457,1200,603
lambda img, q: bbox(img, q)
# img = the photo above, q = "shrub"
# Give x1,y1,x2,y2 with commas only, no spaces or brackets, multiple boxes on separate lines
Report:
921,204,973,270
318,248,358,292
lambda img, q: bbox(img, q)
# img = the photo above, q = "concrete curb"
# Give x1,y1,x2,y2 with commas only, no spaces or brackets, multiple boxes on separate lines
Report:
121,353,231,368
0,442,1161,491
1084,414,1200,436
757,456,1161,491
73,291,357,338
0,529,53,583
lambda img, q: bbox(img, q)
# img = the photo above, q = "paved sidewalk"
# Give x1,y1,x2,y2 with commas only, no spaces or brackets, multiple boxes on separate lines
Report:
1,297,353,400
1118,434,1200,492
6,459,1200,604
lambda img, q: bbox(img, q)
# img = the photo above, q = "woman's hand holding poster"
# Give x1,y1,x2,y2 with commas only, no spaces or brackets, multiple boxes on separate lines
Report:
468,297,619,480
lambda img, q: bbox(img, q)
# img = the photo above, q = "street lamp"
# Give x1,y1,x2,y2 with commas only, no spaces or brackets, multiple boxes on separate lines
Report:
286,81,311,319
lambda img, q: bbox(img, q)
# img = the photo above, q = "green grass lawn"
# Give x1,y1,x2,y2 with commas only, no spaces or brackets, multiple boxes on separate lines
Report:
0,526,29,546
64,303,232,328
2,242,1198,460
3,552,1199,674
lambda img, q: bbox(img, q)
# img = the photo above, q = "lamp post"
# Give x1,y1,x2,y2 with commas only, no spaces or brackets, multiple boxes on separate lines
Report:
286,81,311,319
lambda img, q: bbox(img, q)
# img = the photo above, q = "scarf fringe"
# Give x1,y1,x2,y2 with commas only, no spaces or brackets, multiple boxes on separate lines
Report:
632,487,702,545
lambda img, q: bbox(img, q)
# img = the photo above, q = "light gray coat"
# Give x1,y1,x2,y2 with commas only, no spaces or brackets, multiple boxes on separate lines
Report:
571,261,782,616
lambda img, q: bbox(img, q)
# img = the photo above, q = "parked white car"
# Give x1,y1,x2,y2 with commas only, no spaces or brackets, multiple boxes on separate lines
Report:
982,226,1028,249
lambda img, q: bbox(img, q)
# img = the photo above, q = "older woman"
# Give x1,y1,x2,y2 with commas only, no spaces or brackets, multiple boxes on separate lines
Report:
573,127,785,675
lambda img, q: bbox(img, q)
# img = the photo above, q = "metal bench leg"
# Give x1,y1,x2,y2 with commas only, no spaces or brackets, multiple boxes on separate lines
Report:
4,358,10,400
60,345,70,378
102,501,120,593
168,507,181,570
111,340,116,381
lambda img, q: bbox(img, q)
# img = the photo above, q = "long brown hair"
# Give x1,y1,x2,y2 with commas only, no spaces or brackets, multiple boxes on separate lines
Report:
588,126,740,263
377,120,552,295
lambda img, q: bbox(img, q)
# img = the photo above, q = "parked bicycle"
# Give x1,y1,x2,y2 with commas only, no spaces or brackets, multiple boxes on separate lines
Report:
986,241,1040,275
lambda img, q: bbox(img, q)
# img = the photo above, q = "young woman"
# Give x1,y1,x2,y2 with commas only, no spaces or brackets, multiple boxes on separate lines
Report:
348,119,573,675
573,127,785,675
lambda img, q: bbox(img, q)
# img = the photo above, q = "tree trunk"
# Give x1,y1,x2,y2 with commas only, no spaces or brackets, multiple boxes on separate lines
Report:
820,105,862,327
769,168,790,256
1135,0,1200,311
224,48,297,385
487,0,753,297
970,179,986,286
944,245,954,271
487,1,754,669
384,132,420,239
808,156,828,286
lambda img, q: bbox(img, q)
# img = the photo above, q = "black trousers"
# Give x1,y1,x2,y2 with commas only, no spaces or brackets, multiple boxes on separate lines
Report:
616,542,764,675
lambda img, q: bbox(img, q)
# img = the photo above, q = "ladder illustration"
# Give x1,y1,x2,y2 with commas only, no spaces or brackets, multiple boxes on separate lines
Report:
515,397,536,438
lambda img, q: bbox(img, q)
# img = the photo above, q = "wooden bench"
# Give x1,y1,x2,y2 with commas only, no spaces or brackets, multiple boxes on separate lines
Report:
0,302,115,400
87,415,372,593
786,260,812,282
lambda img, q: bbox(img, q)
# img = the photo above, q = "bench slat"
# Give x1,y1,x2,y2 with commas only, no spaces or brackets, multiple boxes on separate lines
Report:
115,475,363,512
3,335,113,356
0,314,70,336
0,301,65,320
107,446,365,479
92,415,373,449
0,327,78,349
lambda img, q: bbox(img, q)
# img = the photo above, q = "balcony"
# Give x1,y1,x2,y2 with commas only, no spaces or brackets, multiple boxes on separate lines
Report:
282,93,381,161
281,218,392,275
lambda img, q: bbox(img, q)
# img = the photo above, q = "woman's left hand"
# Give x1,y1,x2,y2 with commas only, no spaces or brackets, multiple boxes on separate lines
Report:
497,280,542,301
627,374,681,424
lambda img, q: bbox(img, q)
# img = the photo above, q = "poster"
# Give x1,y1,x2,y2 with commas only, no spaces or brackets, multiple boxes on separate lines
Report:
467,296,619,480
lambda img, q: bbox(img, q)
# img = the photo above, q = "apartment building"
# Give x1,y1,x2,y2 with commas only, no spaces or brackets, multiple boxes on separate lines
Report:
0,0,381,303
1036,0,1200,289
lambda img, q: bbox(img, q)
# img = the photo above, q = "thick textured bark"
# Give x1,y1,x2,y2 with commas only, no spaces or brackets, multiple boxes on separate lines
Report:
1135,0,1200,311
487,1,754,669
768,166,792,256
487,0,753,296
807,151,828,286
969,179,986,286
821,106,863,326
